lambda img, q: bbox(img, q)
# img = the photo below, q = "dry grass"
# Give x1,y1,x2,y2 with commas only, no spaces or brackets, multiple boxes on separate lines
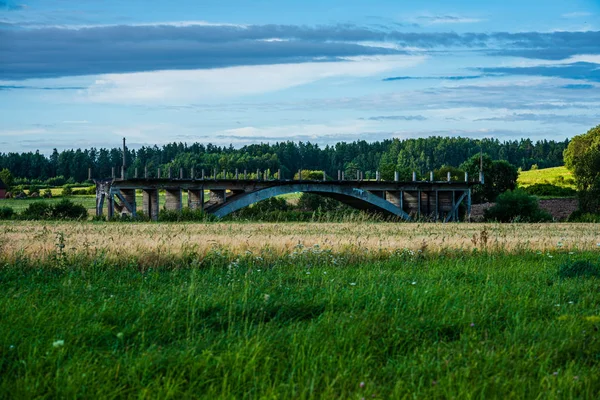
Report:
2,221,600,262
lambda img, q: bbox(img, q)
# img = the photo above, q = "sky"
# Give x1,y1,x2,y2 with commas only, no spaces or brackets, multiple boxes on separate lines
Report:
1,0,599,153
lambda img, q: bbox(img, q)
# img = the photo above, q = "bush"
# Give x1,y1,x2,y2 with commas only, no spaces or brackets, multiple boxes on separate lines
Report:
0,206,15,220
523,184,576,197
567,210,600,223
20,199,87,220
559,260,600,279
62,187,73,196
20,202,53,220
46,176,66,187
51,199,88,220
297,193,348,212
484,189,553,222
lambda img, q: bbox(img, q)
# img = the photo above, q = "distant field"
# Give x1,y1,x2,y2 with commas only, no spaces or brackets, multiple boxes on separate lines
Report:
518,166,575,189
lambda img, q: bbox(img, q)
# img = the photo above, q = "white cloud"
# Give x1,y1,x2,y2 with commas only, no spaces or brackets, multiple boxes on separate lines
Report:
561,12,592,19
82,55,427,104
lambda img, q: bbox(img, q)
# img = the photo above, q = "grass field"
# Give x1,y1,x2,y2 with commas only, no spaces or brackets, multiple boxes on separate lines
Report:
518,166,575,189
2,222,600,398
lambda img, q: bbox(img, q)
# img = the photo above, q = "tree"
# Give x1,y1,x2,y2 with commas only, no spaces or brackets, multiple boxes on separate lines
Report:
0,168,14,189
461,155,518,203
564,125,600,212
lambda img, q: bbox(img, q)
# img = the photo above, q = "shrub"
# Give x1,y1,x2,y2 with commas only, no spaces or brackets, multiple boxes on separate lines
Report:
20,202,53,220
559,260,600,279
46,176,66,187
484,189,553,222
523,183,577,197
62,187,73,196
51,199,88,220
567,210,600,223
297,193,348,212
0,206,15,220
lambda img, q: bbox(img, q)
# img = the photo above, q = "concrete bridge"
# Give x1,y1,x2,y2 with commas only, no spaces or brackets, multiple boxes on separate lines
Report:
96,168,481,222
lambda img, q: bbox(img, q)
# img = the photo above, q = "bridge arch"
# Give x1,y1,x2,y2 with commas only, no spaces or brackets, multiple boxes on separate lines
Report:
208,183,412,220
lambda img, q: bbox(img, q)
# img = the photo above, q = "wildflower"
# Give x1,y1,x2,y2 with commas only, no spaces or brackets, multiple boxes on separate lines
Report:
350,282,357,286
306,271,310,275
585,316,600,323
264,294,270,302
53,340,64,348
553,372,558,376
411,281,417,285
360,382,365,388
470,323,475,327
116,332,124,339
432,380,438,386
555,304,561,307
574,376,579,380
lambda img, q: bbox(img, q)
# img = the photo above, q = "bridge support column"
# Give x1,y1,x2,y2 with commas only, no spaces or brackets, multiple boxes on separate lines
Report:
188,189,204,210
143,189,159,221
210,189,226,204
165,189,182,212
386,191,401,209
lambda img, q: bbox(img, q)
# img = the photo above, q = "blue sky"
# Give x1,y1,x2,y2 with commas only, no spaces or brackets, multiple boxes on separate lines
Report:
1,0,599,153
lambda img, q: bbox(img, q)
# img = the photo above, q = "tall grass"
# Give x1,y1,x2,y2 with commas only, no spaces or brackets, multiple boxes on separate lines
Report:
1,247,600,398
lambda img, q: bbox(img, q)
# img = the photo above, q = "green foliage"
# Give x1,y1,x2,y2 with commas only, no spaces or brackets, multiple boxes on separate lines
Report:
567,210,600,223
559,260,600,279
46,176,66,187
297,193,348,212
20,199,87,220
0,168,14,189
20,201,53,220
294,170,326,180
564,125,600,212
51,199,88,220
461,155,519,202
0,206,15,219
434,166,465,181
62,186,73,197
484,189,553,222
523,183,577,197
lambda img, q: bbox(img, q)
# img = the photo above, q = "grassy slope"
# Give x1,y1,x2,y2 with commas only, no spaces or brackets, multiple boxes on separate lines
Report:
518,166,575,189
1,249,599,398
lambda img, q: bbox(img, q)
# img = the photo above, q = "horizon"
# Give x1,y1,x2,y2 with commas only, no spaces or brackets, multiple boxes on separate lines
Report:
1,0,599,153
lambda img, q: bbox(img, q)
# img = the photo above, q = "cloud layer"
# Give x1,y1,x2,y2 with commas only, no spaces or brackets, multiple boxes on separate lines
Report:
1,22,600,80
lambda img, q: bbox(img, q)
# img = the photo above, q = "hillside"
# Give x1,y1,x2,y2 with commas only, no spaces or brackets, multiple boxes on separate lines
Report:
518,166,575,189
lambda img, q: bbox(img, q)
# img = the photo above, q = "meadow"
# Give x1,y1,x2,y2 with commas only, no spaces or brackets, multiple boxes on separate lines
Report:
518,166,575,189
1,221,600,398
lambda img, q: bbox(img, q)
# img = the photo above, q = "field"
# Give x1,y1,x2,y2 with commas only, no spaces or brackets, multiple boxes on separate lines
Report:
518,166,575,189
1,221,600,398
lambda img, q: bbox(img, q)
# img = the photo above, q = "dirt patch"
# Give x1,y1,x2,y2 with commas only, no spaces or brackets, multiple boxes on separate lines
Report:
471,198,578,221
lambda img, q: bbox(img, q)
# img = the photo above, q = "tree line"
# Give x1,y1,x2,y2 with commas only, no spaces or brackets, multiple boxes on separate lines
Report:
0,136,568,184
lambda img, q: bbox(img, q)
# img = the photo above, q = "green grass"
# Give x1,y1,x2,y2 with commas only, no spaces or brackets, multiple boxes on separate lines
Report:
1,248,599,398
0,196,98,213
518,166,576,189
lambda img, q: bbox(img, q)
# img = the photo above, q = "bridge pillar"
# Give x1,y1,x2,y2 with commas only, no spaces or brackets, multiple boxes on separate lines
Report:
143,189,159,221
386,191,401,208
165,188,182,212
210,189,226,204
188,189,204,210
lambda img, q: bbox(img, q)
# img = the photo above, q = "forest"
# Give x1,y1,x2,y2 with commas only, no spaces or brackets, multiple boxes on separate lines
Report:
0,136,568,184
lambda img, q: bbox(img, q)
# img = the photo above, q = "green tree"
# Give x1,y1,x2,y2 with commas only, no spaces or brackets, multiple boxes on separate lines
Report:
0,168,14,189
564,125,600,212
461,155,518,203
